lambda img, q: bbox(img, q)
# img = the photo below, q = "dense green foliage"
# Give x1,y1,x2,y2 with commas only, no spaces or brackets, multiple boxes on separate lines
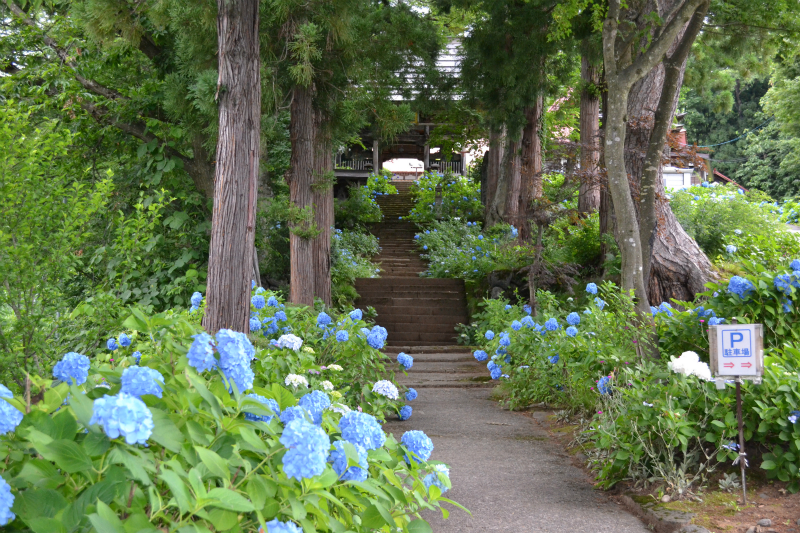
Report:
0,288,461,531
404,172,483,224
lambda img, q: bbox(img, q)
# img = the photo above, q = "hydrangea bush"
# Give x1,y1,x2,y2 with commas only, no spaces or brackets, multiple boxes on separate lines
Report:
404,171,483,224
0,298,463,531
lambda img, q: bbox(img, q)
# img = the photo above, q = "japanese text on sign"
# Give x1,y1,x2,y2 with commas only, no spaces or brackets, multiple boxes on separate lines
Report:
709,324,763,377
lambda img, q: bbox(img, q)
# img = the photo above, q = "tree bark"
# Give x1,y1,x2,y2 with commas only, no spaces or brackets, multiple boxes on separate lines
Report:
289,84,317,306
489,131,519,227
518,97,543,243
312,109,333,307
203,0,260,334
484,127,503,226
578,56,601,215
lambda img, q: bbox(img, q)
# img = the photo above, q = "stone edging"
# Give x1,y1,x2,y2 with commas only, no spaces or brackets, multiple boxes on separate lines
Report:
619,494,711,533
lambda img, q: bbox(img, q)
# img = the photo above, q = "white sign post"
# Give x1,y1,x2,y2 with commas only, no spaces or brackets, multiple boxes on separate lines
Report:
709,323,763,505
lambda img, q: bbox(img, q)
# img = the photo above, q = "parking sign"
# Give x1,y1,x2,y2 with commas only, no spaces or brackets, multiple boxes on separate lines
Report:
709,324,763,377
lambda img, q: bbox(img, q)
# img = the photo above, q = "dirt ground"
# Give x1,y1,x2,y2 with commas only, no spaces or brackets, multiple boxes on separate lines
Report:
529,409,800,533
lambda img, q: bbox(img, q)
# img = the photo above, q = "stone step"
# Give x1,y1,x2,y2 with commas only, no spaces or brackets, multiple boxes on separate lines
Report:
384,345,474,354
369,304,466,317
356,278,464,288
388,331,460,343
397,372,494,388
381,323,460,335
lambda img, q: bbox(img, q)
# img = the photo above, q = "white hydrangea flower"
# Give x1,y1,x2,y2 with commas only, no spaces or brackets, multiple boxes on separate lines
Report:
321,380,334,391
285,374,309,389
328,402,351,414
327,364,343,371
372,380,399,400
275,334,303,351
668,351,712,381
302,346,315,354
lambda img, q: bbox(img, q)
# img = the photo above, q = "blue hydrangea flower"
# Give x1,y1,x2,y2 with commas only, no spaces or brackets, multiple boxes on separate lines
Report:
0,477,15,526
774,274,794,296
401,430,433,464
498,333,511,347
132,351,141,364
397,353,414,370
107,338,118,351
566,312,580,326
597,376,611,395
118,333,131,348
372,380,398,400
189,305,199,313
335,330,349,342
485,330,495,340
788,410,800,424
490,366,502,380
261,518,303,533
298,391,331,425
252,295,266,309
504,304,512,310
709,317,725,326
523,304,532,315
586,283,598,295
53,352,90,386
726,245,737,254
423,464,450,494
473,350,488,362
366,325,388,349
89,392,154,445
349,309,362,321
782,299,793,313
728,276,755,299
216,329,256,392
280,418,330,480
329,440,368,482
658,302,673,317
544,318,559,331
187,333,217,372
549,355,559,364
511,320,522,331
120,366,164,398
244,394,280,422
405,388,417,401
399,405,412,420
280,406,309,425
267,296,279,307
0,385,11,399
791,259,800,271
594,297,606,310
275,310,287,322
339,411,385,450
566,326,578,338
252,280,257,289
0,393,23,436
317,312,332,327
191,292,203,307
250,317,262,331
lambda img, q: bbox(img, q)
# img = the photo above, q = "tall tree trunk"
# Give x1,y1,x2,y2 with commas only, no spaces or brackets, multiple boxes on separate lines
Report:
312,110,333,307
484,127,503,226
578,56,601,215
519,97,543,243
623,1,714,304
203,0,260,334
489,132,519,226
289,84,316,306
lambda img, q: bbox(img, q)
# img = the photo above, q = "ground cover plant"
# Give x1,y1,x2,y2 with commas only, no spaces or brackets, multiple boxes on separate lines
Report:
0,286,462,532
403,171,482,224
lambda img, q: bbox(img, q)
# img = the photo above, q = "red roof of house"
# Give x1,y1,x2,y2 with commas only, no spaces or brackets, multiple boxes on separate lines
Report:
712,169,748,192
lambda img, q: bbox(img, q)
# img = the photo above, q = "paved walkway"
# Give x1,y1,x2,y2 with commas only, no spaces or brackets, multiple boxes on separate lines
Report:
385,347,649,533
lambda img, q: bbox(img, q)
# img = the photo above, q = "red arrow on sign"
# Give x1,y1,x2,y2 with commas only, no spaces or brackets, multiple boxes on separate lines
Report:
741,362,752,368
724,362,735,368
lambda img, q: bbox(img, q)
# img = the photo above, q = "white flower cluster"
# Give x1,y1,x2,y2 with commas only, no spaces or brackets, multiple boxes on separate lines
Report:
668,351,712,381
326,364,343,371
328,403,351,415
372,380,399,400
321,380,334,391
275,334,303,351
285,373,309,389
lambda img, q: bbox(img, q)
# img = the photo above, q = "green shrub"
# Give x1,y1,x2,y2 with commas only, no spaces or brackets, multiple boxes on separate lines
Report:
331,229,380,308
669,183,778,256
404,172,482,224
545,212,602,267
334,186,383,229
0,290,461,531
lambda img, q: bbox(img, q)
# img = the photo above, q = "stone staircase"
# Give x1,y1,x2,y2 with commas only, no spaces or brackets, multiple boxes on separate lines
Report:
355,181,468,346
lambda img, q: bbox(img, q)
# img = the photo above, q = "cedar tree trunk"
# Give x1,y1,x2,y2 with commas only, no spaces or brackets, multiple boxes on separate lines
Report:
203,0,260,334
312,110,333,306
289,84,316,305
484,127,504,226
519,97,543,243
578,56,601,215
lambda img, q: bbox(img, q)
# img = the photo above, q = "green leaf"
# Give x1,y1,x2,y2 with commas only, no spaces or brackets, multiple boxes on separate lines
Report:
187,372,223,421
68,385,96,429
361,504,388,528
194,446,230,480
239,427,267,452
406,519,434,533
206,509,239,531
27,518,68,533
107,448,153,486
288,494,307,520
88,501,125,533
14,488,67,521
206,488,255,512
246,475,274,510
159,469,194,515
761,459,777,470
41,439,93,473
51,409,79,440
149,408,185,452
82,431,110,457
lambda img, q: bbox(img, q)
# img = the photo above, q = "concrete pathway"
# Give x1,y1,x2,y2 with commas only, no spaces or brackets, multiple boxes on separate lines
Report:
385,347,649,533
